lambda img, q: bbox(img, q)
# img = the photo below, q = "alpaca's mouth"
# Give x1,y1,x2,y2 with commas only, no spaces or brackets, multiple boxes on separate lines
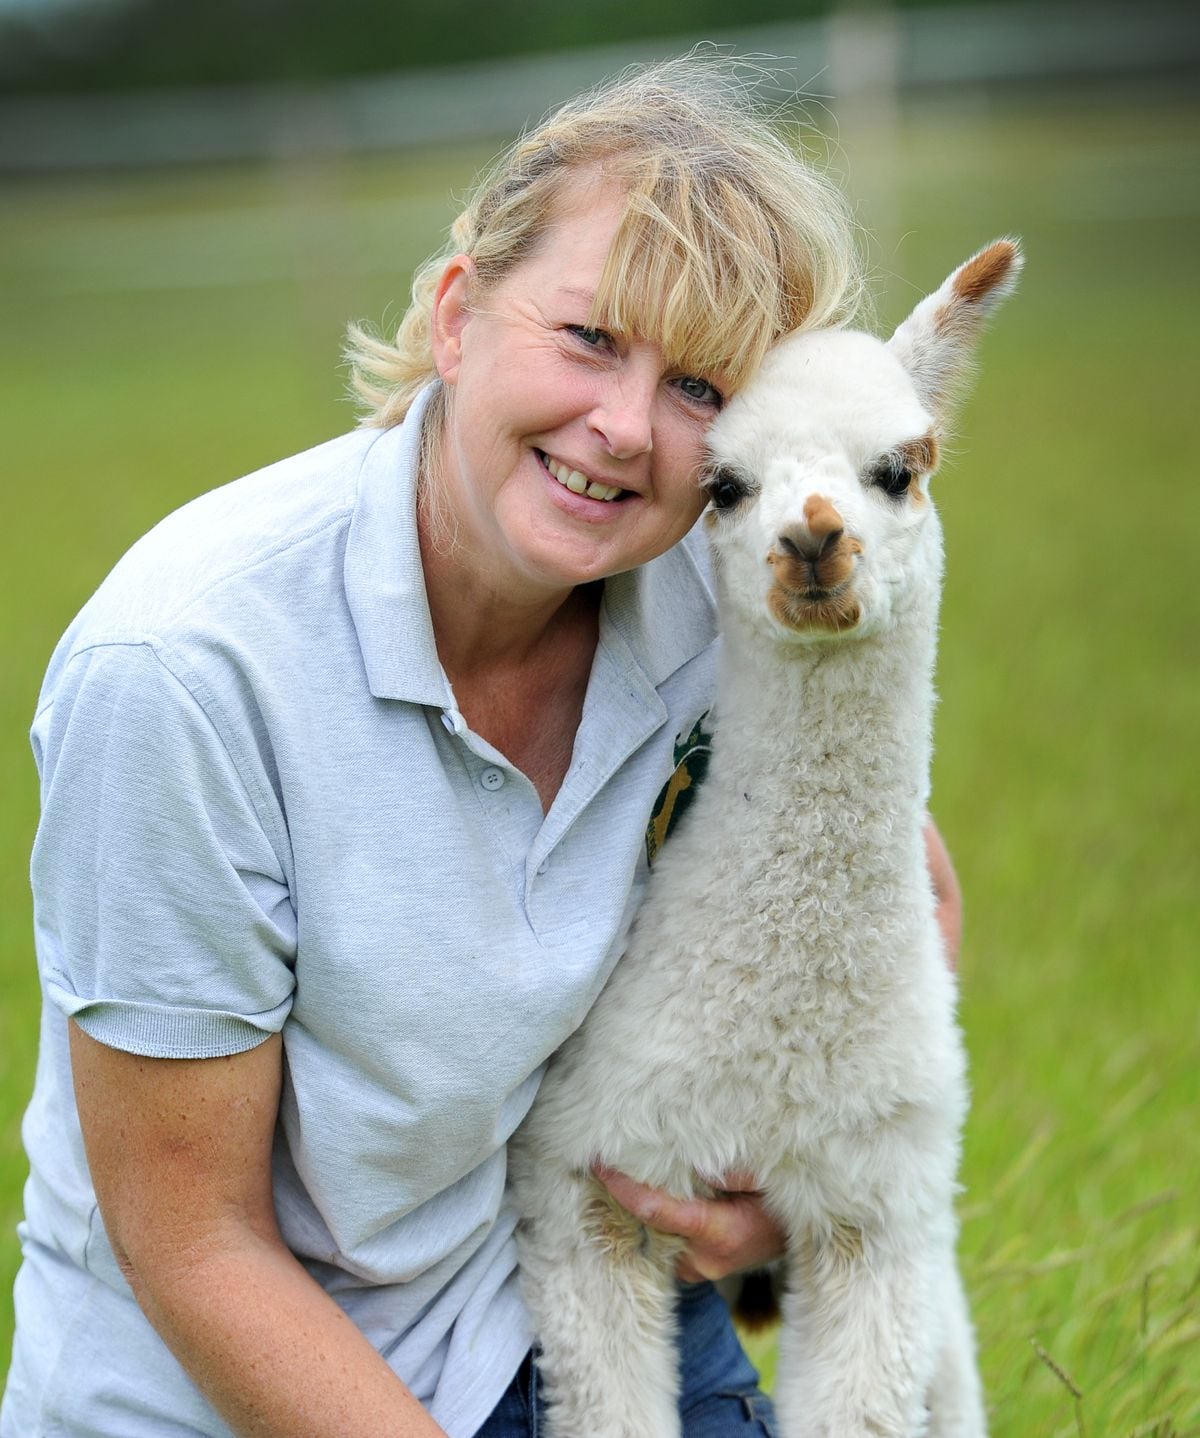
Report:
768,581,862,634
767,536,861,597
765,531,863,633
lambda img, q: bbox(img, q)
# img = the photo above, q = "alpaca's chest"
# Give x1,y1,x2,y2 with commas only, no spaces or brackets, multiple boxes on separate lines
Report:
535,766,964,1195
596,922,951,1107
546,885,964,1199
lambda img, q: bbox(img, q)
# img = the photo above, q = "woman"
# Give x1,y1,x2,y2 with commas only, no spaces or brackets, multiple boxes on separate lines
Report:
3,58,958,1438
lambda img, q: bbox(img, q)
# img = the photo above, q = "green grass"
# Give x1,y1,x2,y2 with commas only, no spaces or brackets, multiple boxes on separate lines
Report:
2,91,1198,1435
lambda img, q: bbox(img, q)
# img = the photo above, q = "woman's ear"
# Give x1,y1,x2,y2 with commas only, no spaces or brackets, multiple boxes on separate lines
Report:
430,255,475,385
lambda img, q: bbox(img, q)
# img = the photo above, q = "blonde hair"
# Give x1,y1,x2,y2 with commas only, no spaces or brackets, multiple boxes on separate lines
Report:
346,54,862,429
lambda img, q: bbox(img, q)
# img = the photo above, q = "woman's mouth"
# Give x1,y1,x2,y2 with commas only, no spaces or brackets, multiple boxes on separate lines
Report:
537,451,628,503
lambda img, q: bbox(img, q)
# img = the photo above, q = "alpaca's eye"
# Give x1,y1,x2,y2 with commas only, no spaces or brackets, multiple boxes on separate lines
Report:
870,457,913,498
705,468,749,513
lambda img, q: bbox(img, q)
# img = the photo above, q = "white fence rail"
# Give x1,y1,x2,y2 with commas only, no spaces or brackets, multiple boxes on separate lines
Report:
1,1,1197,173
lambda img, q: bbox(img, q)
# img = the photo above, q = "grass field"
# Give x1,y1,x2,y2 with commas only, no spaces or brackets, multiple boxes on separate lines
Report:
2,85,1198,1435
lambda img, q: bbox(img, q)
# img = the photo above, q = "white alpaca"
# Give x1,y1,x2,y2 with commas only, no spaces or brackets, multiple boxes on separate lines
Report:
510,239,1021,1438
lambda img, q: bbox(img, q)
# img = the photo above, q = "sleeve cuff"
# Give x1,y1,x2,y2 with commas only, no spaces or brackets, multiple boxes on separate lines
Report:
46,975,291,1058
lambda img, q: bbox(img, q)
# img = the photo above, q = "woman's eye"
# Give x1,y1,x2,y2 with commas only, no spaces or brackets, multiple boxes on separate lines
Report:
871,457,913,497
567,325,612,350
677,376,722,407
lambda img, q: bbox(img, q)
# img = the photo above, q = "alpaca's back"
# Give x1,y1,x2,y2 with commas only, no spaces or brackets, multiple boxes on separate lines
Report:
512,240,1021,1438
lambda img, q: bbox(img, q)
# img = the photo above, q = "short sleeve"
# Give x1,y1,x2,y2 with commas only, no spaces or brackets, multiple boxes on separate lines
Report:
31,641,297,1058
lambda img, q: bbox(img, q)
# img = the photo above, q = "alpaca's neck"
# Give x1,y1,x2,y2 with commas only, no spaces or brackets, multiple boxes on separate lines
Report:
712,591,938,833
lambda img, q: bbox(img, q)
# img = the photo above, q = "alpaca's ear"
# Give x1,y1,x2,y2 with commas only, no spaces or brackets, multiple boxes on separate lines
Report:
887,238,1022,425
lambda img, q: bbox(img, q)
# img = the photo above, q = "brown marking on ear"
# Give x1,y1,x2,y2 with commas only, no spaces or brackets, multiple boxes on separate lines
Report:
930,300,951,337
952,239,1020,305
931,299,974,343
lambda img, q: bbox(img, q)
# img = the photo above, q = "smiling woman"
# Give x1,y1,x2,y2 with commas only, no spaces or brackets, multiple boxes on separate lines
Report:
0,54,925,1438
430,181,724,586
346,59,860,432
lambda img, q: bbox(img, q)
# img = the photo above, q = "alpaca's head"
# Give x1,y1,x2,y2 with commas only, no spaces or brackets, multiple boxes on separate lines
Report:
703,238,1021,645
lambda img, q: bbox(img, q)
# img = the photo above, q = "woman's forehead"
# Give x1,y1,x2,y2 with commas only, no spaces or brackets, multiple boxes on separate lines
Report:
504,165,774,390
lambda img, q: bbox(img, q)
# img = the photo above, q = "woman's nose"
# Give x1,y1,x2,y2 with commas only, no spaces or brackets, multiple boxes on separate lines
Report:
587,372,655,460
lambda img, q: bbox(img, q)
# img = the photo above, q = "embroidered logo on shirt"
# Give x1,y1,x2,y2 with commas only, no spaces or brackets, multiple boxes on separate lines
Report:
645,711,713,866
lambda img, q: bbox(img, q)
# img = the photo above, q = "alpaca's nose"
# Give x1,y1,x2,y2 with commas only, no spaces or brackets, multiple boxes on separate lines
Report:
778,528,841,562
778,496,845,561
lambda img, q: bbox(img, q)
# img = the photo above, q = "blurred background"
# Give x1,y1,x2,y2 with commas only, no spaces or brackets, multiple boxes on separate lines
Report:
2,1,1198,1433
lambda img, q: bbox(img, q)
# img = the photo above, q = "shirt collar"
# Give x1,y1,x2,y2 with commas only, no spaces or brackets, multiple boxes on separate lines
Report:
600,530,718,689
344,382,719,705
344,384,450,707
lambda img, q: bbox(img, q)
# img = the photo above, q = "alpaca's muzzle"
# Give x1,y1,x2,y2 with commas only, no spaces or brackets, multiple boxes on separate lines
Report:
767,496,862,625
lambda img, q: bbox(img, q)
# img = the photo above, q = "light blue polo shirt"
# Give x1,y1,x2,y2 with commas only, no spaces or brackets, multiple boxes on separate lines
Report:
2,386,720,1438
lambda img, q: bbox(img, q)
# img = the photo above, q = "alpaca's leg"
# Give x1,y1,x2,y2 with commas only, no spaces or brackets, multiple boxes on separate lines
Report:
924,1259,987,1438
516,1170,684,1438
772,1229,942,1438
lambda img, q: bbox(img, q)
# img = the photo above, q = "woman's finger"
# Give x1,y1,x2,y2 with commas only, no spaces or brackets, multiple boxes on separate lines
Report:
592,1165,786,1280
591,1164,712,1239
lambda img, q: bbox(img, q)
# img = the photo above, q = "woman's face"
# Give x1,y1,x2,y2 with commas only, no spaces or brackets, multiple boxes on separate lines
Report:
430,180,728,598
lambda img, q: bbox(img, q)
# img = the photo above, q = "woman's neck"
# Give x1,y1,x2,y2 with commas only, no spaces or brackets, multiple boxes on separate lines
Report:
415,474,602,815
417,477,598,683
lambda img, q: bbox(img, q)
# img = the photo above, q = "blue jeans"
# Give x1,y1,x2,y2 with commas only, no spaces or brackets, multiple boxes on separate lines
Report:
475,1281,777,1436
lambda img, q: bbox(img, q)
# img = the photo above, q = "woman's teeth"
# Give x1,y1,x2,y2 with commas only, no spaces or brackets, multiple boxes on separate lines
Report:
541,453,622,502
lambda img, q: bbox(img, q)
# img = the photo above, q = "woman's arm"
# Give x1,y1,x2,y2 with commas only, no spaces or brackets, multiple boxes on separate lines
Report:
69,1023,448,1438
924,815,963,971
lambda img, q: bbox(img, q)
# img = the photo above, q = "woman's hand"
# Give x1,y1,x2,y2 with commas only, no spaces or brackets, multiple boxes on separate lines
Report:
592,1165,786,1282
924,816,963,971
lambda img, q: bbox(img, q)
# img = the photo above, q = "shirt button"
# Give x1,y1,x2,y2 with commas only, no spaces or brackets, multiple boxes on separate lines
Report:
441,710,460,734
480,766,506,792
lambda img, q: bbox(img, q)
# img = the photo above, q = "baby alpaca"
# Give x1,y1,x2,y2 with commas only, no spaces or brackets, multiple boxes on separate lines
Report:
510,240,1021,1438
